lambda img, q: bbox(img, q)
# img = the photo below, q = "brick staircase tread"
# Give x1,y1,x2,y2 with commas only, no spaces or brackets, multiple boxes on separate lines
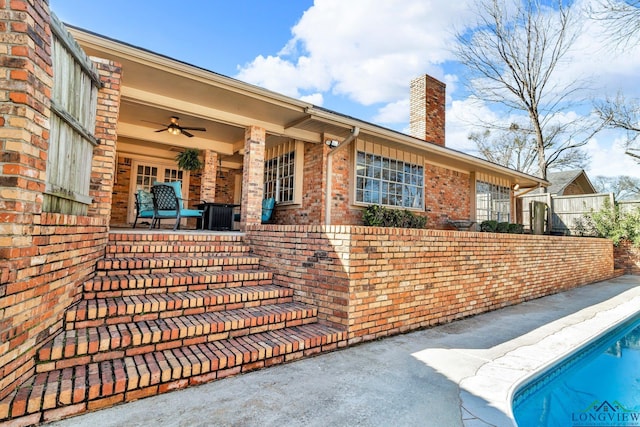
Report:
39,302,317,363
67,285,294,321
96,255,261,273
85,269,273,293
5,324,346,423
105,244,253,257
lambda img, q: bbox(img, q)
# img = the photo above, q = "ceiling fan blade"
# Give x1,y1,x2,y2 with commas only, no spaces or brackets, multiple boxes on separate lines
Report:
155,128,168,133
142,119,170,127
181,129,195,138
180,127,207,132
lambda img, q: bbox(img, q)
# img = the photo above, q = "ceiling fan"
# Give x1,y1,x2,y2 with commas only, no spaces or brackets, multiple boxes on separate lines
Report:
145,116,206,138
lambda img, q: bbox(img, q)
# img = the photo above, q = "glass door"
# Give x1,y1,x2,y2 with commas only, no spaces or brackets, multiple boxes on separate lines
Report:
128,161,188,224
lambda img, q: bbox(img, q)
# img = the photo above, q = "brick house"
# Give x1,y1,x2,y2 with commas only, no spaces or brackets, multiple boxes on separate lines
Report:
2,3,619,424
69,26,547,231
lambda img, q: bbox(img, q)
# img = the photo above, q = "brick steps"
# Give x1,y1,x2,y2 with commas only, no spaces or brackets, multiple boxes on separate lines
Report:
1,324,345,423
0,231,347,425
66,285,294,327
106,243,253,258
83,269,273,298
96,254,261,275
37,302,315,369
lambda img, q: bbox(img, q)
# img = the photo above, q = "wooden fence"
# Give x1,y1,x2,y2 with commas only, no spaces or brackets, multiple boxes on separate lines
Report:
520,192,615,235
44,14,101,215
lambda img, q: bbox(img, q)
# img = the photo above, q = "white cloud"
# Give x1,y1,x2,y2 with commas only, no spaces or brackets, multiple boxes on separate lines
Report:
586,135,640,179
373,99,409,124
236,0,475,107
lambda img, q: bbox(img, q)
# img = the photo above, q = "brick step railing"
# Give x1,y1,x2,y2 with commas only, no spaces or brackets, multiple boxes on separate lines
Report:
37,302,314,369
83,269,274,299
1,324,345,424
0,231,347,425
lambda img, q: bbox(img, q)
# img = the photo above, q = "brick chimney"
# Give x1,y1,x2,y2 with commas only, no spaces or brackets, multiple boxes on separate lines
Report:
409,74,446,146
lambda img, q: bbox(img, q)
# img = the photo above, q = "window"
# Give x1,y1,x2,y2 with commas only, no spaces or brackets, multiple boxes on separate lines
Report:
476,181,511,222
355,151,424,209
264,150,295,203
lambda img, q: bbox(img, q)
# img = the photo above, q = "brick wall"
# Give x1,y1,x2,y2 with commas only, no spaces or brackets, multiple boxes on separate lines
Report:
247,226,615,344
614,240,640,275
424,164,471,228
0,2,121,399
110,156,131,226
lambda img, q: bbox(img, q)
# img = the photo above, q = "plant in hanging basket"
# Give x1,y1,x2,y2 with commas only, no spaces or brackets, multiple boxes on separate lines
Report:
175,148,203,171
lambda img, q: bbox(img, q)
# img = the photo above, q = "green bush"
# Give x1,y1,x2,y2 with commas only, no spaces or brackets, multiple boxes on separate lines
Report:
496,222,510,233
575,199,640,246
508,223,525,234
480,220,524,234
480,220,498,232
362,205,427,229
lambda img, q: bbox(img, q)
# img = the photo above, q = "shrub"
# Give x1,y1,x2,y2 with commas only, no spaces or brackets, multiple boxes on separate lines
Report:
480,220,498,232
480,220,524,234
496,222,510,233
508,223,525,234
362,205,427,229
575,199,640,246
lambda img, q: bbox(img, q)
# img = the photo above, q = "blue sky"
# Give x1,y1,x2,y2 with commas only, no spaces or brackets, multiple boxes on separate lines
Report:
49,0,640,180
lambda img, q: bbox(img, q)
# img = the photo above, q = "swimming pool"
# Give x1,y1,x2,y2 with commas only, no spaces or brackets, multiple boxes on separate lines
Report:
512,313,640,427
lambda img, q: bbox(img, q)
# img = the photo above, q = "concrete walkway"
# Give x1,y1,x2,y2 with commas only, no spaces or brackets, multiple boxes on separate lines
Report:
45,276,640,427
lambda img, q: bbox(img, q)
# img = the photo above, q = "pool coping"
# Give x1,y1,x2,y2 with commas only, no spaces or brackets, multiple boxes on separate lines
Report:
459,283,640,427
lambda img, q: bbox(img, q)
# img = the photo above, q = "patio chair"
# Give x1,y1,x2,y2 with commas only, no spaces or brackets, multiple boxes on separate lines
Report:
133,189,154,228
150,184,203,230
262,197,276,223
231,197,277,224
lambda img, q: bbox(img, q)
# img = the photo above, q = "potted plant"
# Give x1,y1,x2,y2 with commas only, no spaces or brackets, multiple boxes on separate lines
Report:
175,148,203,171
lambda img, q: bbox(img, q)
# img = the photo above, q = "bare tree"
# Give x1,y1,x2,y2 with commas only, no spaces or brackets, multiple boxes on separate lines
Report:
469,124,590,175
590,0,640,49
589,2,640,161
455,0,603,181
594,93,640,160
593,175,640,200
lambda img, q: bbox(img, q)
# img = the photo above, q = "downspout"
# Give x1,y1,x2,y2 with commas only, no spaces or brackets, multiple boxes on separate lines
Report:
325,126,360,225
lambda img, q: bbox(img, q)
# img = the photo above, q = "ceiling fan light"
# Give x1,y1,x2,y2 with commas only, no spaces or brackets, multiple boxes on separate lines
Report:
168,127,181,135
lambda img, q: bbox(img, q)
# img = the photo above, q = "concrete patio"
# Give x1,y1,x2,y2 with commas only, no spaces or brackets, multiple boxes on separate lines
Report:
44,276,640,427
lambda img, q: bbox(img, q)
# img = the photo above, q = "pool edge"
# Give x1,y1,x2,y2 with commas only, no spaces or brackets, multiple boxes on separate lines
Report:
458,285,640,427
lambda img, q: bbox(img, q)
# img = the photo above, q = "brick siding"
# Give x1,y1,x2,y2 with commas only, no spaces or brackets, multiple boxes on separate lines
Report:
614,240,640,275
247,226,615,344
424,164,471,228
0,1,121,399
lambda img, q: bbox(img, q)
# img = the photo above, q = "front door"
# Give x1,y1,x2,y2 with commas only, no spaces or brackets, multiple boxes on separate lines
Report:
127,160,189,224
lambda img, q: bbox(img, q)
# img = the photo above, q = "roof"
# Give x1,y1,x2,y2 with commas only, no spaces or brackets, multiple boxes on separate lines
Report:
64,22,548,191
541,170,597,195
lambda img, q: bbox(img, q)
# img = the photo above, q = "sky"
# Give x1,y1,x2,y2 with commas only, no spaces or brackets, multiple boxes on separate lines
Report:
49,0,640,181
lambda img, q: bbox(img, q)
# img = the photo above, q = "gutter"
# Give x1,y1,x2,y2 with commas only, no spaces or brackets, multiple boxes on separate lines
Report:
325,127,360,225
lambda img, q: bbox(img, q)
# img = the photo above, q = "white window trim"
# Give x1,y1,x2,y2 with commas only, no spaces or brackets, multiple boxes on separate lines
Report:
264,140,304,206
351,140,425,211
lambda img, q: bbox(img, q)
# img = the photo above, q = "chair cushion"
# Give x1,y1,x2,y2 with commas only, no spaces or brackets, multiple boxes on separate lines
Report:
138,210,154,218
179,209,204,217
137,189,154,212
261,197,276,222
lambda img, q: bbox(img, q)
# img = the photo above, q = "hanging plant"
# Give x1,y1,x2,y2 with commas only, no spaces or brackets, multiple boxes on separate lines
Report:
175,148,203,171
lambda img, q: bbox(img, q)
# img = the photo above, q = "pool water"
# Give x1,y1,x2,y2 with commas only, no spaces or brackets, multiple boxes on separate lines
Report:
512,314,640,427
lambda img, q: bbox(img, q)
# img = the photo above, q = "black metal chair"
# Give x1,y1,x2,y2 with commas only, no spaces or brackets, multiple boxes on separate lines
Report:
150,184,203,231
